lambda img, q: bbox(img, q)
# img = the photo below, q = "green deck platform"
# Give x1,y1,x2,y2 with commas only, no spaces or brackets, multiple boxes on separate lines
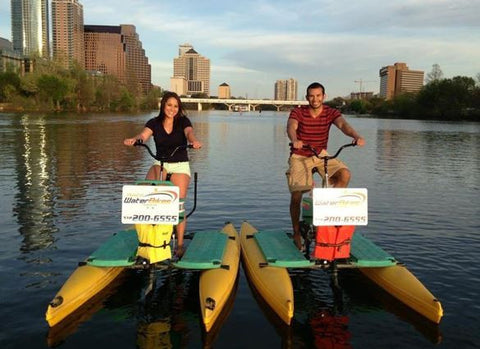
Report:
87,229,138,267
349,233,397,267
253,229,397,269
173,231,228,269
253,230,315,268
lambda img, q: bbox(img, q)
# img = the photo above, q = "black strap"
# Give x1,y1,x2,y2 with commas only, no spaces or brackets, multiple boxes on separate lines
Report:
138,241,169,249
316,239,352,249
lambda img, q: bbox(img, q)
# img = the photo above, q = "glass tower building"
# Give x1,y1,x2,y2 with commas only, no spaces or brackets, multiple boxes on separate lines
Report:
11,0,50,57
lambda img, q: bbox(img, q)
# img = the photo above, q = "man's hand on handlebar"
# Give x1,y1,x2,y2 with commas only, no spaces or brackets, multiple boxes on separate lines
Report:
291,140,304,149
354,137,366,147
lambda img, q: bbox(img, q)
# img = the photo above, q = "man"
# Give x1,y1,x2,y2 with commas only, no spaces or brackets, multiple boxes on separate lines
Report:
286,82,365,249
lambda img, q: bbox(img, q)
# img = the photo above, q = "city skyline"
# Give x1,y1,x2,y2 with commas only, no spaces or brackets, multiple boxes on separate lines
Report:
1,0,479,99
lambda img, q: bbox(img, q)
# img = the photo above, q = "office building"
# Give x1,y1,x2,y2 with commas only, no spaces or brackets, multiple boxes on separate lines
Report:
379,62,424,100
171,44,210,96
11,0,50,57
51,0,84,68
84,25,151,94
218,83,230,99
0,37,25,73
274,78,297,100
350,92,374,100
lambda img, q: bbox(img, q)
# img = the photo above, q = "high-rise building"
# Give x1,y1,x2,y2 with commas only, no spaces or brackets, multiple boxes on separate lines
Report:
84,25,152,94
286,78,298,100
274,80,286,100
218,83,230,99
379,62,424,100
274,78,297,100
11,0,50,57
171,44,210,96
51,0,84,68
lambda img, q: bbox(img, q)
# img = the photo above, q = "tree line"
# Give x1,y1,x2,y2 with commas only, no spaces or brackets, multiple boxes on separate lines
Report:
329,66,480,121
1,61,479,121
0,58,162,112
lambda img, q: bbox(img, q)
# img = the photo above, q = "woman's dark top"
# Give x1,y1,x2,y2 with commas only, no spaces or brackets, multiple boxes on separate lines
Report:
145,116,192,162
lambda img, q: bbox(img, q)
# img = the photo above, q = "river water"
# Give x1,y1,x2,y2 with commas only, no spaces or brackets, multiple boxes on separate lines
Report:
0,110,478,348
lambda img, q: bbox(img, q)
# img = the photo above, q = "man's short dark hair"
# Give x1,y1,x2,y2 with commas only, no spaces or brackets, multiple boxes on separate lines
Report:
306,82,325,95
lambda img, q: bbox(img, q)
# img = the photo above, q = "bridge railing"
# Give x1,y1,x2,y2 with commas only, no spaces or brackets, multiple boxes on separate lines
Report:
180,97,308,106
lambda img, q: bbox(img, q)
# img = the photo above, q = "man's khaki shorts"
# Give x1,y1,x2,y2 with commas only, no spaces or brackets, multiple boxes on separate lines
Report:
286,151,348,192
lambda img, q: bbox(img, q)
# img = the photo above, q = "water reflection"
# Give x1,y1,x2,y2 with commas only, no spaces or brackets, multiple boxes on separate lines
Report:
136,270,195,348
13,114,56,252
11,113,150,253
309,309,351,349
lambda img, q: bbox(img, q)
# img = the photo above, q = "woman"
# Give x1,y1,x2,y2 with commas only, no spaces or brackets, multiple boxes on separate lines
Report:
124,91,202,256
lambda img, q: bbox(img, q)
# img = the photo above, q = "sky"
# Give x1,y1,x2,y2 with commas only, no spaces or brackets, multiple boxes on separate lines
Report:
1,0,479,99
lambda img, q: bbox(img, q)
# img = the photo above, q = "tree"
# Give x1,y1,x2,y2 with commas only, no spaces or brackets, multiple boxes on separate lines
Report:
37,74,69,110
0,72,21,102
69,63,95,111
94,75,122,111
139,85,163,110
425,64,444,84
390,93,418,118
349,99,368,114
417,76,476,119
115,88,136,112
327,97,346,109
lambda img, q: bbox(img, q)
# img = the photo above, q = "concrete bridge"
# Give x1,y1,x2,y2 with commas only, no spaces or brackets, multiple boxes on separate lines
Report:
179,97,308,111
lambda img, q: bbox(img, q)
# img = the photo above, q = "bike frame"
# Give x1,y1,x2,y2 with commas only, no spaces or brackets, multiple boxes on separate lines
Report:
134,140,197,219
129,140,198,294
292,142,357,259
301,142,356,189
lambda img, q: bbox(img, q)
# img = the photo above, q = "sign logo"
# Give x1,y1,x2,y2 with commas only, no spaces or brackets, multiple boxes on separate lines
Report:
313,188,368,226
121,185,180,224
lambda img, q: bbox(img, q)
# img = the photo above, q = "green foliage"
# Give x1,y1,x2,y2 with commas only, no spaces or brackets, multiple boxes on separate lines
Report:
349,99,369,114
326,97,346,109
37,74,70,109
0,71,21,102
1,57,156,112
390,93,419,118
138,86,163,110
114,88,137,112
417,76,477,119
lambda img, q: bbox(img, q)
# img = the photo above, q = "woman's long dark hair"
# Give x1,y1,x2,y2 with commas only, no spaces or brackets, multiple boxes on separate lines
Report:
157,91,186,126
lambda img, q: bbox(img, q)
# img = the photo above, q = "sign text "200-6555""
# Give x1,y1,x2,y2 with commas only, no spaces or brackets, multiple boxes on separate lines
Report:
127,214,177,223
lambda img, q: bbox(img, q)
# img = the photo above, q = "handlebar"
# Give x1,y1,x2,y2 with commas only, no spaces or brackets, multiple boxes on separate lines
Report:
134,139,193,162
289,141,357,160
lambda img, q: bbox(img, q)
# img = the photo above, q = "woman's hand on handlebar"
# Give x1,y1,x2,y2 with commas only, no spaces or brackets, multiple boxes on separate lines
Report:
190,140,202,149
123,137,137,146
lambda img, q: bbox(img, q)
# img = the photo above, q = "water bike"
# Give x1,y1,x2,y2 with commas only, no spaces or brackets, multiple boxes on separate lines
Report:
45,141,240,333
240,142,443,325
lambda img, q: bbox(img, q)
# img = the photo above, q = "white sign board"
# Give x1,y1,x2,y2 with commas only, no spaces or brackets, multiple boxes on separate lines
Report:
313,188,368,226
121,185,180,224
